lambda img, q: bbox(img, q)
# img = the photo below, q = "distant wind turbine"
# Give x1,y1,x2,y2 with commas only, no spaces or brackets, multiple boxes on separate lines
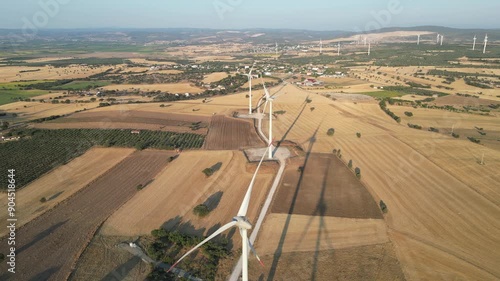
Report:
320,39,323,54
417,34,420,45
241,64,255,115
337,43,341,56
440,35,444,46
167,144,271,281
473,35,477,51
483,34,488,54
437,33,440,44
368,42,371,56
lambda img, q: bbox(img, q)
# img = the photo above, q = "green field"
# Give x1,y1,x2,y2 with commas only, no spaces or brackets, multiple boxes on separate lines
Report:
0,81,52,105
53,80,112,90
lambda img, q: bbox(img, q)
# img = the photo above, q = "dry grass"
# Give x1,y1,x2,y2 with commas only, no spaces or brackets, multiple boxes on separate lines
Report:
203,72,229,84
0,65,114,82
0,101,99,122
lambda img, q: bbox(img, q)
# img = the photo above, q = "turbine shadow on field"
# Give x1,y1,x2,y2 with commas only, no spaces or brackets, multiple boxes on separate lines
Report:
27,267,61,281
267,124,320,281
274,97,309,155
294,155,335,281
100,256,142,281
17,220,68,255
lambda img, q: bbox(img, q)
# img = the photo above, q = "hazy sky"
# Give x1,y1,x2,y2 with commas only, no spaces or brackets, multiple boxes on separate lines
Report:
1,0,499,31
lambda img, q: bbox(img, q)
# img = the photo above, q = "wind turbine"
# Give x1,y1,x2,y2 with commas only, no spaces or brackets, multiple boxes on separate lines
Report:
275,42,278,57
473,35,477,51
417,34,420,45
364,37,367,46
167,145,271,281
440,35,444,46
261,81,286,159
368,42,371,56
483,34,488,54
320,39,323,54
437,33,440,44
241,64,255,115
337,43,341,56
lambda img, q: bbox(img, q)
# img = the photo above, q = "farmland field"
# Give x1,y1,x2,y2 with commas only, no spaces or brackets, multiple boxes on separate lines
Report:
0,150,174,281
203,115,264,150
102,83,204,93
101,150,276,237
0,147,134,237
36,110,212,134
272,153,382,219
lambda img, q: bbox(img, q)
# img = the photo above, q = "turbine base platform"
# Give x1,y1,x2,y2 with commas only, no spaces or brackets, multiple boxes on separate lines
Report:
244,147,291,162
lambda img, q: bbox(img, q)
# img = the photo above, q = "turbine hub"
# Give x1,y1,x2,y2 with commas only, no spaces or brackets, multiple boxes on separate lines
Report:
233,216,252,230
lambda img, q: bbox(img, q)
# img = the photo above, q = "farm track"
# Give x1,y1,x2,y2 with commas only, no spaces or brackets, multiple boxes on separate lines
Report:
0,150,173,281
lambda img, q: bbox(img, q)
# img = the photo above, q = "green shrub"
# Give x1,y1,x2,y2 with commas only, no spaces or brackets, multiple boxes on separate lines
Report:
356,132,361,138
452,133,460,138
327,128,335,136
355,167,361,179
348,160,353,169
380,200,388,213
404,111,413,117
137,184,144,190
40,197,47,203
193,204,211,217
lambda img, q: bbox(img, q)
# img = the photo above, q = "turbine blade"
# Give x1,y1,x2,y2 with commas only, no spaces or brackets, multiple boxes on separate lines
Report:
248,240,265,268
237,144,272,217
167,221,237,273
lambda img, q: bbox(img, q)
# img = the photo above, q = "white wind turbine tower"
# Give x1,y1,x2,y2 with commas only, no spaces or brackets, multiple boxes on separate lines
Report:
241,64,255,115
440,35,444,46
262,80,286,159
417,34,420,45
436,33,440,44
368,42,371,56
473,35,477,51
483,34,488,54
337,42,341,56
320,39,323,54
167,145,271,281
275,42,278,57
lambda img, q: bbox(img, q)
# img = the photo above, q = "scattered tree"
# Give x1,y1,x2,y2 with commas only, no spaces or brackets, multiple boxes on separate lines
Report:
40,197,47,203
356,132,362,138
348,160,353,169
355,167,361,179
137,184,144,191
404,111,414,117
193,204,211,217
380,200,388,213
327,128,335,136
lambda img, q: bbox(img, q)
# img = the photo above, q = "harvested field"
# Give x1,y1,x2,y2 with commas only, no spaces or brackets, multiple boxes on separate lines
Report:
0,150,173,281
248,244,406,281
101,151,276,238
252,84,500,280
203,115,264,150
0,101,99,123
203,72,229,83
35,110,211,134
0,148,134,237
257,214,388,255
0,65,113,82
272,153,382,219
432,95,500,107
102,83,204,93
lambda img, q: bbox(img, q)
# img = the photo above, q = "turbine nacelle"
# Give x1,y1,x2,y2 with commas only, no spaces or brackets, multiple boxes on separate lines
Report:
233,216,252,230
